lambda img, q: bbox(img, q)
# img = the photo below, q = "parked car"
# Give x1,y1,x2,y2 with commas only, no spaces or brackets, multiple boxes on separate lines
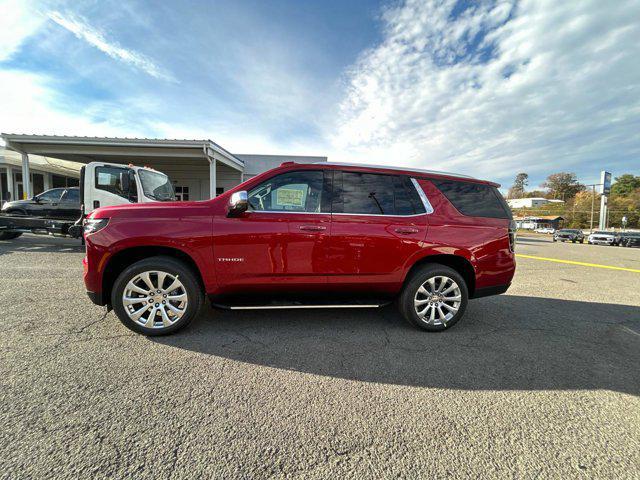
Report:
534,227,555,234
613,231,637,246
620,233,640,248
588,231,615,245
82,162,516,335
1,187,80,220
553,229,584,243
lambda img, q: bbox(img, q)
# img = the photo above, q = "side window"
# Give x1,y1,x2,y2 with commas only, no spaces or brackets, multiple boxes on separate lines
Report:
62,189,79,202
430,179,512,219
341,172,395,215
95,166,129,200
248,170,324,213
392,176,427,215
37,189,63,202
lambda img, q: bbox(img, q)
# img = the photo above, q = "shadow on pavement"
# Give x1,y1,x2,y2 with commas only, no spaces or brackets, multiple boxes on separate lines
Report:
154,295,640,395
0,234,84,255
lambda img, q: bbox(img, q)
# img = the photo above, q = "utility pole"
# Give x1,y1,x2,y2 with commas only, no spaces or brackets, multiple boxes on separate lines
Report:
587,184,598,233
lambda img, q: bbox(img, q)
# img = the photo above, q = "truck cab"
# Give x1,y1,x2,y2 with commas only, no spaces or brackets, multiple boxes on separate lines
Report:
0,162,175,240
81,162,175,215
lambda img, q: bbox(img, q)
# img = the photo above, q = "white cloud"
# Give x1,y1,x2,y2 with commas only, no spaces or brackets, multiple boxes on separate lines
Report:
331,0,640,185
0,0,45,61
47,10,175,82
0,69,143,137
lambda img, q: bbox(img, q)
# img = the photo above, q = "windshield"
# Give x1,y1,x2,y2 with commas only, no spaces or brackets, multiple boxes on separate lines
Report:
138,170,175,201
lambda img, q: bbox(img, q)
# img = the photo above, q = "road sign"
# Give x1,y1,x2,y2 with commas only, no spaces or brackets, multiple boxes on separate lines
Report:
600,171,612,195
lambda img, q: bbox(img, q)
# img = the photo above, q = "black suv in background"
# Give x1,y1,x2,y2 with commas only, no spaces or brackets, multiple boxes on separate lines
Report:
1,187,81,220
620,233,640,248
553,229,585,243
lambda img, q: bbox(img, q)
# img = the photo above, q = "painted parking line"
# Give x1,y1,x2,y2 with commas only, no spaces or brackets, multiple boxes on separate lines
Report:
516,254,640,273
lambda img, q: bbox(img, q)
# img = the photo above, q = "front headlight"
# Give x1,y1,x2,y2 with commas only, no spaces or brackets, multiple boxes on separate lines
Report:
83,218,109,235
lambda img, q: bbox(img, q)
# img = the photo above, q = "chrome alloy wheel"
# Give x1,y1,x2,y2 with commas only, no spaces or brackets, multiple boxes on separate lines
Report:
413,275,462,326
122,271,188,329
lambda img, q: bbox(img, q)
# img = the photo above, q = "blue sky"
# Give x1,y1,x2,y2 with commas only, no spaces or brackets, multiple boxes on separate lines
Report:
1,0,639,189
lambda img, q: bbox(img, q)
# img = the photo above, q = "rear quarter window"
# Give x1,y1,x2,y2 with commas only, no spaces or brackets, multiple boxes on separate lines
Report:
430,179,512,219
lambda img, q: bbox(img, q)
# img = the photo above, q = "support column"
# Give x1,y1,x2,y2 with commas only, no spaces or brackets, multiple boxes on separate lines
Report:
598,194,607,230
43,172,51,191
209,158,217,198
21,153,32,199
5,167,15,202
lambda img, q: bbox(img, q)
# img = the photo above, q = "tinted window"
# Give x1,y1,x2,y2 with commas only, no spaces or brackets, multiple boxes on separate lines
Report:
62,189,79,202
37,189,63,202
430,179,511,219
393,176,427,215
341,172,395,215
248,170,324,213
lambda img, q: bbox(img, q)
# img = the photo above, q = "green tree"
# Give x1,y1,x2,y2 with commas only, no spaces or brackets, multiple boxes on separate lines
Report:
541,172,585,200
507,173,528,198
610,174,640,196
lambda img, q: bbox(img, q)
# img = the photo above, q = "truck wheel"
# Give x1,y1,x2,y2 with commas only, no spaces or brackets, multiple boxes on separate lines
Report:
0,232,22,240
399,264,468,332
111,256,203,336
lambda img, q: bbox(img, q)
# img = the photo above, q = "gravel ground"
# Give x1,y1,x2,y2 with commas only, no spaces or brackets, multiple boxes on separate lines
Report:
1,234,639,479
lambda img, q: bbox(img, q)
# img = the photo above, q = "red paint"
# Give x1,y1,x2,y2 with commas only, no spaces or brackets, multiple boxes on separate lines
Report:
84,163,515,304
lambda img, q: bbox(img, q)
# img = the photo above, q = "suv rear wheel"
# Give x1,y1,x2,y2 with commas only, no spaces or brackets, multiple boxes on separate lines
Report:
399,264,469,331
111,256,203,336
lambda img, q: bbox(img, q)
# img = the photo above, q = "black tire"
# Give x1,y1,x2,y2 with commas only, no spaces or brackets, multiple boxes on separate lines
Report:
398,264,469,332
111,256,203,336
580,239,584,244
553,238,557,242
0,232,22,240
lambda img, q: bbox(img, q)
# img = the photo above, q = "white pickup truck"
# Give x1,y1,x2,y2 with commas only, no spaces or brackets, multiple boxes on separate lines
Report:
0,162,175,240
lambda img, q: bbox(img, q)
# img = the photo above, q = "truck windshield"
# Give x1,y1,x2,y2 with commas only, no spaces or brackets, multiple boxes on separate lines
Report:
138,170,175,201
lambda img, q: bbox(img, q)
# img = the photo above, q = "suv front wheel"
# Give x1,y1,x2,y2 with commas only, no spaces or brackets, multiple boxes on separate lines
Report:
399,264,469,331
111,256,203,336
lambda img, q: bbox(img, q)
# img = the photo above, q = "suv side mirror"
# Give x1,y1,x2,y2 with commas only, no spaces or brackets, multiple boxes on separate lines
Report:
227,191,248,217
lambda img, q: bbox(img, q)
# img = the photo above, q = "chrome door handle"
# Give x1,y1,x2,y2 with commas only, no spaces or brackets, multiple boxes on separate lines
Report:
299,225,327,231
395,227,419,234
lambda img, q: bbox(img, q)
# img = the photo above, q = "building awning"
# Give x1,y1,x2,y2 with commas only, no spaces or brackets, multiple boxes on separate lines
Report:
1,134,244,172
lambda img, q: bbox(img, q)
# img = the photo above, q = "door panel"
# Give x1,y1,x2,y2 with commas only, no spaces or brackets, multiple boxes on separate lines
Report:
213,212,330,293
327,214,427,288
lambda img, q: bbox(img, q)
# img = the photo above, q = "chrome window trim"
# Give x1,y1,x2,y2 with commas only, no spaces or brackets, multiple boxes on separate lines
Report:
411,178,434,214
247,210,426,217
247,178,433,217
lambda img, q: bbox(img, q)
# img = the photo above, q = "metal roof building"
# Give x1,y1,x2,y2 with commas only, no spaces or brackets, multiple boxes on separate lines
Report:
1,134,326,202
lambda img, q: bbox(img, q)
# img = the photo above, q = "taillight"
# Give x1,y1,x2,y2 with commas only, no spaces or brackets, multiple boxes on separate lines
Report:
508,220,516,252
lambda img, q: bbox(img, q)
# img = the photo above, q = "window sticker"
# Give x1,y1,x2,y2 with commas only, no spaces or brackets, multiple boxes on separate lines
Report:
275,187,306,207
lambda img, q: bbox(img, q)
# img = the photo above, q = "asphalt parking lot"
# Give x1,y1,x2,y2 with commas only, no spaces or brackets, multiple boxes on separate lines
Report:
1,234,639,478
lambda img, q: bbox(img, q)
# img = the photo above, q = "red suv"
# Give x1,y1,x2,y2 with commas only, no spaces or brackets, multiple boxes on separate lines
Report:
83,162,516,335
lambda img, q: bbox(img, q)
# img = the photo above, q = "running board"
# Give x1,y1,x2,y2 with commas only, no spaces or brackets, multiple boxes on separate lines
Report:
227,303,384,310
211,300,389,310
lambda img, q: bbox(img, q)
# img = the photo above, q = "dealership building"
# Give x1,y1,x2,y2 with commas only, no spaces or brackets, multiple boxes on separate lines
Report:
0,134,326,202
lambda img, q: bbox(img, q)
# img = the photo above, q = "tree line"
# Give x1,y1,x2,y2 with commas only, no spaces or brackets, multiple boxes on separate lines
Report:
506,172,640,229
